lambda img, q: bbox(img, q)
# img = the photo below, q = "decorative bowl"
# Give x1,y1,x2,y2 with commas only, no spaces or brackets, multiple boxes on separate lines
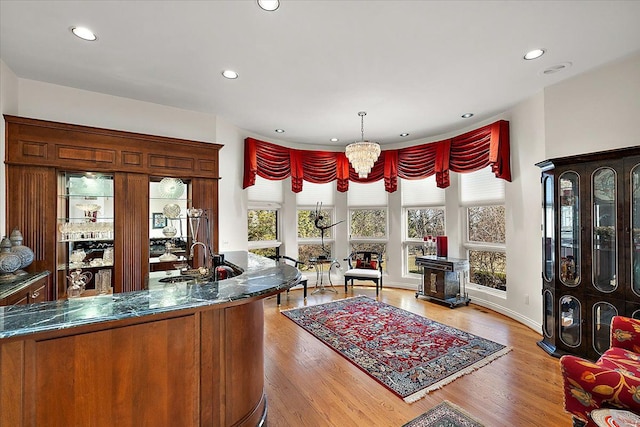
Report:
159,177,185,199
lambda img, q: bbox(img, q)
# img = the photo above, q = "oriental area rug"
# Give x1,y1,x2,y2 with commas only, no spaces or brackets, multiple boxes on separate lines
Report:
402,401,485,427
282,296,511,403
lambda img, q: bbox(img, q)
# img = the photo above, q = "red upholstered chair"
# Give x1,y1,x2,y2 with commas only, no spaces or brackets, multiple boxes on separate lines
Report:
343,251,383,296
559,316,640,427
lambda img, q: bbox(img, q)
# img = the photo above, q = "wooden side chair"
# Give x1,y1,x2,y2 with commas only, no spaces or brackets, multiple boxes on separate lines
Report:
269,255,308,305
343,251,383,296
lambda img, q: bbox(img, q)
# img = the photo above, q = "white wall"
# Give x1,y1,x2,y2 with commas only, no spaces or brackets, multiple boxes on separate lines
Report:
215,117,249,252
545,52,640,157
0,60,19,235
464,93,546,330
16,79,217,142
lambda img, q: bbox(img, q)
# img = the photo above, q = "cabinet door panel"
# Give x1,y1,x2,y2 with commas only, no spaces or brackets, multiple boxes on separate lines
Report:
625,157,640,300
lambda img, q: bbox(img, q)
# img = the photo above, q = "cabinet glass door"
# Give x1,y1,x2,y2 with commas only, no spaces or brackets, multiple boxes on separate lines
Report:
559,295,581,347
559,172,580,286
542,175,555,281
57,172,114,297
592,167,617,292
543,289,553,338
632,164,640,297
149,177,191,272
592,301,617,356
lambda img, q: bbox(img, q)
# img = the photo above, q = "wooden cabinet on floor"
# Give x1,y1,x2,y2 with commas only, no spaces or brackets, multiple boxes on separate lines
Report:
537,146,640,360
0,298,267,427
4,115,222,299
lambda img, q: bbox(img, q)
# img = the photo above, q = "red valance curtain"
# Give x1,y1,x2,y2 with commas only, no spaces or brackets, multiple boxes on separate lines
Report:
243,120,510,193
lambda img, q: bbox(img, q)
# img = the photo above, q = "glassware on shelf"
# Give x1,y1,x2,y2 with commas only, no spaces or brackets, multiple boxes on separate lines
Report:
95,269,112,294
103,247,114,266
187,208,204,239
162,223,177,237
159,177,185,199
66,269,93,298
69,249,87,267
163,203,181,220
59,221,114,241
159,242,178,262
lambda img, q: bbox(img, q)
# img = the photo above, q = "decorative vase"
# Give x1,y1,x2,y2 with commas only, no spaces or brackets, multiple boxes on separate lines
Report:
9,228,35,271
162,224,177,237
0,236,22,277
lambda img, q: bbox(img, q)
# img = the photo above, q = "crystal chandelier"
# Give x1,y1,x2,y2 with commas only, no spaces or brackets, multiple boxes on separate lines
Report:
345,111,381,178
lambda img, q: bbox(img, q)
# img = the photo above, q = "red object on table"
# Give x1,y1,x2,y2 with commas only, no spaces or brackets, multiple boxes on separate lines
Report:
436,236,448,257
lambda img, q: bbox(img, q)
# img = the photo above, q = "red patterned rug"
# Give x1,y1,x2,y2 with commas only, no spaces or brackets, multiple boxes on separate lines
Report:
282,296,511,403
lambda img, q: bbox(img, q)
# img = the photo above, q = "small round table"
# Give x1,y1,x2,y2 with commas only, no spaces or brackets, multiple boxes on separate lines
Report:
590,409,640,427
309,257,339,294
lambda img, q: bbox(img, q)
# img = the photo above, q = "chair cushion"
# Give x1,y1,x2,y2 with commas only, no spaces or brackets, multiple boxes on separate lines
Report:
598,346,640,376
356,259,378,269
344,268,381,279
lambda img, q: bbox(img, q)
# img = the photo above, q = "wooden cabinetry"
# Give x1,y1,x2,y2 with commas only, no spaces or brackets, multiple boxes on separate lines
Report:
0,297,267,427
537,147,640,360
0,272,49,306
4,115,222,299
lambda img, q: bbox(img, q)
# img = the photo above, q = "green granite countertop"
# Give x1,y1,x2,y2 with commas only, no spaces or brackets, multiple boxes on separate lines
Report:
0,271,50,300
0,252,300,339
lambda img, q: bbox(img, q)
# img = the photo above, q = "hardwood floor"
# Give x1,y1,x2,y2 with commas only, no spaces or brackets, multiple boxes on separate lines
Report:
262,285,570,427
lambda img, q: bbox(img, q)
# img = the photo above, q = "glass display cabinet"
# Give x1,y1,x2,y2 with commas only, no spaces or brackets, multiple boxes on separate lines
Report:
57,172,115,297
149,177,192,272
537,147,640,360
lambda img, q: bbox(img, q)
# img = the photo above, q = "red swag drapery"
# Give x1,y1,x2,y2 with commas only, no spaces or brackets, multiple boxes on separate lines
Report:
243,120,510,193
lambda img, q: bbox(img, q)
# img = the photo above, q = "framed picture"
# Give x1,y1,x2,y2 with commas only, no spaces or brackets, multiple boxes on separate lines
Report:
152,213,167,229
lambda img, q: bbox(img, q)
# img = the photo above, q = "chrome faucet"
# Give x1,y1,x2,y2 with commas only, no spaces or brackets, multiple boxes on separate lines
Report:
190,241,209,267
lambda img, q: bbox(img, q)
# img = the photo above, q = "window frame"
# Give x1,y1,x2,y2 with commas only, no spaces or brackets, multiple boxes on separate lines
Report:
296,205,336,261
247,202,282,253
403,206,446,277
462,201,507,292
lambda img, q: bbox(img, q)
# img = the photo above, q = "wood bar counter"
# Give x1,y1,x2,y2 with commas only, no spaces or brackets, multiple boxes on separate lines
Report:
0,252,299,427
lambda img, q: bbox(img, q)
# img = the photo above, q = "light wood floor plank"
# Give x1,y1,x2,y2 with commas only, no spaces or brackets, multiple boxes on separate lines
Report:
263,286,569,427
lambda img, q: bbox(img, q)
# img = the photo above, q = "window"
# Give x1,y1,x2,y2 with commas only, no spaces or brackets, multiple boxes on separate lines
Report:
402,177,445,275
247,176,282,257
297,182,335,268
348,181,388,269
461,167,506,291
247,209,279,258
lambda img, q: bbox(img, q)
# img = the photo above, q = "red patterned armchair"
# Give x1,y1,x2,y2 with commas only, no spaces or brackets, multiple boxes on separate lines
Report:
560,316,640,427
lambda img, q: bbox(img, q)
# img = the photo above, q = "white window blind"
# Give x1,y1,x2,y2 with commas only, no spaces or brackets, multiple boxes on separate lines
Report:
401,176,445,206
247,176,283,206
460,166,505,205
296,181,335,206
347,180,387,207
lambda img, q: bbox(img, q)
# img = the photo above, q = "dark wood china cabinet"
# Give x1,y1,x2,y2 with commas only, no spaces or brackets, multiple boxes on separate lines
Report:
4,115,222,300
537,146,640,360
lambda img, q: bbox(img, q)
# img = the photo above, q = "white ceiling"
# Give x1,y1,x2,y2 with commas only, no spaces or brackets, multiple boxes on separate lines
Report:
1,1,640,146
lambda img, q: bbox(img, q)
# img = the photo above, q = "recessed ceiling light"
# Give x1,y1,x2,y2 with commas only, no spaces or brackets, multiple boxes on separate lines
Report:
71,26,97,41
461,113,474,119
400,133,410,137
257,0,280,11
524,48,545,60
330,138,339,142
275,129,285,133
221,70,239,79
